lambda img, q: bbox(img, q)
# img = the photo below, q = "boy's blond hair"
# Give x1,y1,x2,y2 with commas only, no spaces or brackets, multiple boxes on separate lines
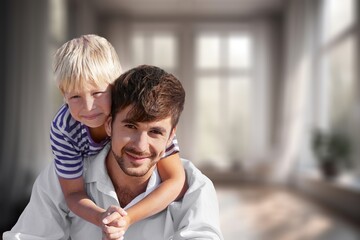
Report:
53,34,122,94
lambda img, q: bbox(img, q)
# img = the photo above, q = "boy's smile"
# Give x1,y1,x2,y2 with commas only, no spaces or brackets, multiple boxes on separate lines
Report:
64,84,111,128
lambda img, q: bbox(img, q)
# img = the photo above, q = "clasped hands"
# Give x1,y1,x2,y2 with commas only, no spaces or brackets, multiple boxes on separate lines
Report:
101,206,129,240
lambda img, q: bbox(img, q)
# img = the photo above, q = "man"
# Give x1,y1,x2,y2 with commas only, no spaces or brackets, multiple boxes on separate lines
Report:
3,65,224,240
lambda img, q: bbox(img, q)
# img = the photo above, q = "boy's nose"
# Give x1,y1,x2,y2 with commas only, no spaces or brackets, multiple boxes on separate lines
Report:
84,96,95,111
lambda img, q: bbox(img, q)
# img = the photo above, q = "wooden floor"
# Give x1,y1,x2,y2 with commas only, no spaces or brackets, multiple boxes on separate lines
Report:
215,184,360,240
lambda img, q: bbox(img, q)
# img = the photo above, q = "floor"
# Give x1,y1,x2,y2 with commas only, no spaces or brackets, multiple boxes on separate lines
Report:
216,184,360,240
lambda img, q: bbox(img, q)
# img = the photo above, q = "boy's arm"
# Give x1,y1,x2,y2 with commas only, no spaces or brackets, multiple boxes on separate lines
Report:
125,153,188,226
58,176,107,227
59,177,128,240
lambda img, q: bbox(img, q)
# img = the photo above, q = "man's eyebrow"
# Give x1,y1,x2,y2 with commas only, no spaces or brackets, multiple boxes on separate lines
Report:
120,118,167,133
121,118,137,125
150,126,167,133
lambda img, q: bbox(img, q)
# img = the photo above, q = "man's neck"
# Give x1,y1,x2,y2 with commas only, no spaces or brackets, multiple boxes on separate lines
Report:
105,153,151,207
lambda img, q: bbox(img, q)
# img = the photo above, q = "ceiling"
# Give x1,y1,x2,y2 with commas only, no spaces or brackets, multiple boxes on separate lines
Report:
90,0,287,18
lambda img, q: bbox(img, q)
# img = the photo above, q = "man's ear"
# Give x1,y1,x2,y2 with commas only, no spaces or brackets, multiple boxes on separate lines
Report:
167,126,177,146
105,116,112,137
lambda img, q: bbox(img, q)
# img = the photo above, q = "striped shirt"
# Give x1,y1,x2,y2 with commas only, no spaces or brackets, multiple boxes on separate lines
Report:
50,104,180,179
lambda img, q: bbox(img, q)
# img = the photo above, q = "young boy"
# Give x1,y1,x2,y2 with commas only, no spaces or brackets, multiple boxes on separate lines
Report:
51,34,186,239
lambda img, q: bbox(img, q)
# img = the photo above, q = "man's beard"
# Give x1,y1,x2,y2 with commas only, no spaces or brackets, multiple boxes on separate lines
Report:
111,147,157,177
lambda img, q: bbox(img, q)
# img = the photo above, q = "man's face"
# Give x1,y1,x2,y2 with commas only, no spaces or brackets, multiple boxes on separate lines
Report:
106,106,175,177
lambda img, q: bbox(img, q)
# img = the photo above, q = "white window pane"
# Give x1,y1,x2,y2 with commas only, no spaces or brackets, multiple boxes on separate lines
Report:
132,34,145,66
152,34,177,68
323,0,356,42
227,77,251,159
326,36,356,126
196,35,220,69
228,35,252,69
195,77,224,167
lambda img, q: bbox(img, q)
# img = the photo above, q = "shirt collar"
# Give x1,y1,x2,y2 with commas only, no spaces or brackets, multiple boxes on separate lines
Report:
84,143,161,209
84,143,111,184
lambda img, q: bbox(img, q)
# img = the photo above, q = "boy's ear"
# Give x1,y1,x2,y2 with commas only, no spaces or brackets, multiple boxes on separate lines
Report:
167,126,177,146
105,116,112,137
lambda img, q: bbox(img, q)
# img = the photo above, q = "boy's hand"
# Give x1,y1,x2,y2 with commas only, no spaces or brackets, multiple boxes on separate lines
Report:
102,205,127,224
101,206,128,240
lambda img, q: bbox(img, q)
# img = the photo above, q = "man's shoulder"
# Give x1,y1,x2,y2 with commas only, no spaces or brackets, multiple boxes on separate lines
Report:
168,159,223,240
181,158,215,192
33,162,65,198
21,161,69,212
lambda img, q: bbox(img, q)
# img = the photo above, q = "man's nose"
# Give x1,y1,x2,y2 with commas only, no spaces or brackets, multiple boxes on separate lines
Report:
132,132,149,152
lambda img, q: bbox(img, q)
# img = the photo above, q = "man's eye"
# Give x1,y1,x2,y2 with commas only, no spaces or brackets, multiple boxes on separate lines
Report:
125,124,136,129
150,130,163,135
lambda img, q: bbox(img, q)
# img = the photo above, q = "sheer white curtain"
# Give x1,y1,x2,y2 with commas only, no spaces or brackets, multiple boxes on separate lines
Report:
270,0,318,183
0,0,54,229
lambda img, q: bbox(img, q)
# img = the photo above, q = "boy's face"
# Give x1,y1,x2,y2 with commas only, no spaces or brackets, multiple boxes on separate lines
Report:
64,82,111,128
105,105,176,178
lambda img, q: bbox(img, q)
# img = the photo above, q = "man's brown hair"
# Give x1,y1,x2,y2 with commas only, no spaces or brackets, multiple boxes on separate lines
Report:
111,65,185,128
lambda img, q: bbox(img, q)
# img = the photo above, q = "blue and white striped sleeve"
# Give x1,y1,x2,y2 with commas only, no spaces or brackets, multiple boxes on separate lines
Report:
50,108,84,179
164,135,180,157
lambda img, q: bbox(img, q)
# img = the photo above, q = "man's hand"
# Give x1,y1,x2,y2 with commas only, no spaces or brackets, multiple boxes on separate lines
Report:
101,205,128,240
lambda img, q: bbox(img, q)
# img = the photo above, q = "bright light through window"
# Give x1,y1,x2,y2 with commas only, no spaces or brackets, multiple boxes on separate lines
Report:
131,31,177,71
196,35,221,69
322,0,356,43
196,76,223,165
152,34,177,68
228,36,252,69
227,77,251,158
132,34,146,65
195,32,253,169
318,0,358,174
326,36,356,127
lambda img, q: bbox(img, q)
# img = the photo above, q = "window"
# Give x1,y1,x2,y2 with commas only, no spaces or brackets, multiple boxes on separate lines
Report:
323,37,356,127
319,0,358,170
126,23,270,172
194,32,253,169
320,0,357,129
131,29,178,73
322,0,356,44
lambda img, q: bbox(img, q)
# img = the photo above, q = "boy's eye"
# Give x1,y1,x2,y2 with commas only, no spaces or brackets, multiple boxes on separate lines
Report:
70,95,80,100
93,91,105,97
